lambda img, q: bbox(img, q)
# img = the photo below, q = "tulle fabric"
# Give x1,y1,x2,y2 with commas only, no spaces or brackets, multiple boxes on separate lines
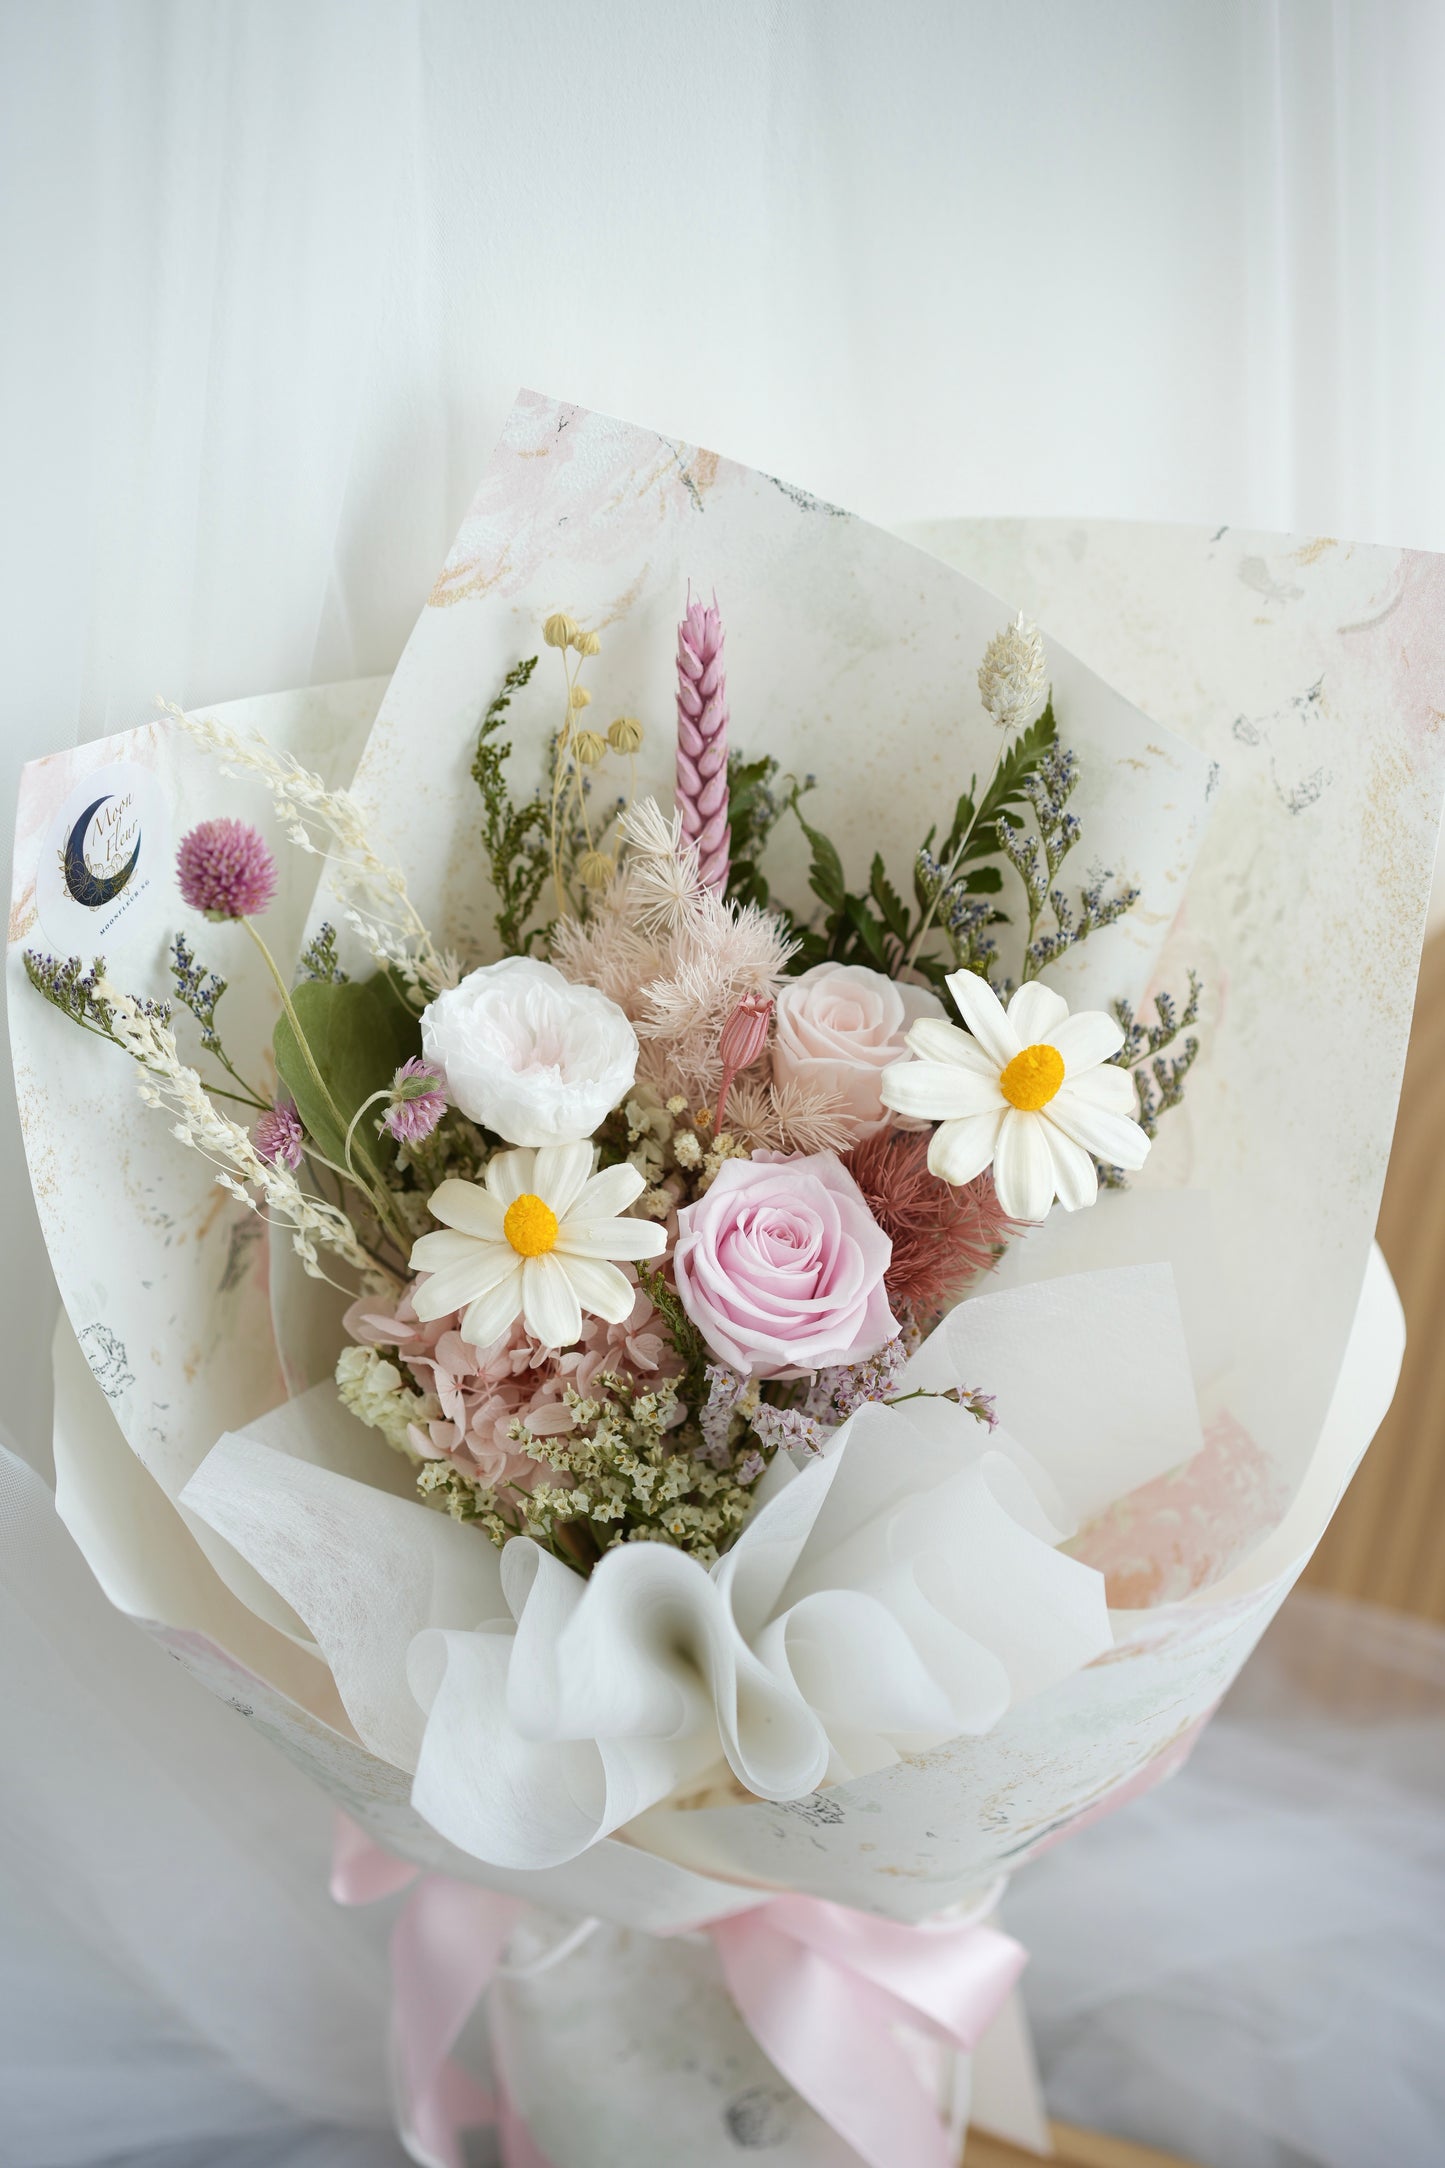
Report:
1006,1589,1445,2168
0,1438,409,2168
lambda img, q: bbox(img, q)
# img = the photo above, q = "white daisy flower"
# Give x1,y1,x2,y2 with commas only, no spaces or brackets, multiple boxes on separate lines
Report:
408,1142,667,1351
879,971,1149,1222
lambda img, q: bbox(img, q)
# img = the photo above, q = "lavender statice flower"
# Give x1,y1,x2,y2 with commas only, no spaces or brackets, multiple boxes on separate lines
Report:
254,1101,304,1169
675,596,730,894
802,1335,910,1424
176,819,278,921
698,1359,750,1465
748,1403,829,1458
382,1057,447,1144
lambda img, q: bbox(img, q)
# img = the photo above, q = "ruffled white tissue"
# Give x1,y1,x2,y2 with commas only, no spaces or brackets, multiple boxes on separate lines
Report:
182,1262,1202,1871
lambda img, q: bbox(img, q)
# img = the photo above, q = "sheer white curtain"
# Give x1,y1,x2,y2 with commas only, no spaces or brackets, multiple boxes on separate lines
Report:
3,5,1444,2163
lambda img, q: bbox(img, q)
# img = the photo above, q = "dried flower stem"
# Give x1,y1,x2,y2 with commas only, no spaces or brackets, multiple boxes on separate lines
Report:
240,920,411,1256
98,987,388,1289
162,700,458,1003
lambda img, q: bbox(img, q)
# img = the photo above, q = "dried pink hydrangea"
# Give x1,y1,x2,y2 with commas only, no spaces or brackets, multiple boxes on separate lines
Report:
344,1278,681,1496
254,1101,304,1169
383,1057,447,1145
176,818,278,920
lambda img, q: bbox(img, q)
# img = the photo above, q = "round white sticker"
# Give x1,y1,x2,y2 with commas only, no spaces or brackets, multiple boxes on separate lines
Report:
34,760,174,960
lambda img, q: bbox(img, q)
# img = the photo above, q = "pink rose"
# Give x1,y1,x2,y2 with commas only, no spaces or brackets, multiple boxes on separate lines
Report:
772,963,944,1135
674,1151,898,1378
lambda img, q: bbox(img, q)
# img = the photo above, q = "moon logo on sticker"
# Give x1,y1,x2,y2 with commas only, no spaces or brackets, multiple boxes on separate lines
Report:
62,795,142,909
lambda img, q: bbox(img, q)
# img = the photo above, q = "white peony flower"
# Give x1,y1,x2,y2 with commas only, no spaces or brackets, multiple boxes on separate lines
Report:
420,956,638,1146
879,970,1149,1221
409,1142,667,1350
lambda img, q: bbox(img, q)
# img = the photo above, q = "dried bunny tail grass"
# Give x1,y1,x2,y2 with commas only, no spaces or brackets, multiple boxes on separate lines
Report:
162,701,460,1004
722,1073,859,1157
100,986,385,1288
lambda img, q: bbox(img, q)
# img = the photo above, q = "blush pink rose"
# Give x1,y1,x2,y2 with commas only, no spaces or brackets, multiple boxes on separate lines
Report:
673,1151,898,1378
772,963,944,1135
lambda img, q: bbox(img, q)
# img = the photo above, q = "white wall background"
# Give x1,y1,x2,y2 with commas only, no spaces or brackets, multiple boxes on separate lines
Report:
3,10,1445,2164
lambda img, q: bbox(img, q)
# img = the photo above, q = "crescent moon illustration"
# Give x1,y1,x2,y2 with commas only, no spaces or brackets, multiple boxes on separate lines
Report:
63,796,142,909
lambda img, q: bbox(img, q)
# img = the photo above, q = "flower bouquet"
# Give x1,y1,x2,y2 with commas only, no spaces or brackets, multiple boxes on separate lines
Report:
11,395,1445,2168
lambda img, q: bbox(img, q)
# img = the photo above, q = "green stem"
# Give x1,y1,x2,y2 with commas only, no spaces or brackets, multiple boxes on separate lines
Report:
242,920,412,1256
344,1088,390,1173
204,1076,271,1110
900,743,1008,974
209,1046,271,1109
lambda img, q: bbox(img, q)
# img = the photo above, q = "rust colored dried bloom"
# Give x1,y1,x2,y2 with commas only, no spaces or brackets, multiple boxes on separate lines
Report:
843,1126,1016,1320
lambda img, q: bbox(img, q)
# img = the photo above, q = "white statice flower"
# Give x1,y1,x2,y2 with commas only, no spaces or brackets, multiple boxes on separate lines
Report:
409,1142,667,1350
977,611,1048,734
420,956,638,1146
879,970,1148,1221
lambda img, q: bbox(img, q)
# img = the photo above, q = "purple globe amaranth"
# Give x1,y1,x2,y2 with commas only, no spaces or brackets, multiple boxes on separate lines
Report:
177,818,278,920
674,596,730,894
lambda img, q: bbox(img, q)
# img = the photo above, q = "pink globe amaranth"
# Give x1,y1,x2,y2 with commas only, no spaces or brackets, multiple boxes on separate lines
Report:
673,1150,899,1380
383,1058,447,1145
254,1101,304,1170
176,818,278,920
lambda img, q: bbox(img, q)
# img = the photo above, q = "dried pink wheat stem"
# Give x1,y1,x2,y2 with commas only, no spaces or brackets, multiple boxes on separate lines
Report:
675,596,730,894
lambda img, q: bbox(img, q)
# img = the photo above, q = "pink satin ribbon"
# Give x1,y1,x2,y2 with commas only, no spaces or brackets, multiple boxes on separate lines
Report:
332,1814,1024,2168
331,1816,549,2168
709,1892,1026,2168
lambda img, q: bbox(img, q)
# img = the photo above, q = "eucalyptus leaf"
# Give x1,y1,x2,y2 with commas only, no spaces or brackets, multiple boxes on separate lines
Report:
274,971,420,1178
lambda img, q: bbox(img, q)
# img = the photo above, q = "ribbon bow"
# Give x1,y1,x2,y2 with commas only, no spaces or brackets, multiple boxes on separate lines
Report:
331,1815,548,2168
710,1892,1026,2168
332,1815,1024,2168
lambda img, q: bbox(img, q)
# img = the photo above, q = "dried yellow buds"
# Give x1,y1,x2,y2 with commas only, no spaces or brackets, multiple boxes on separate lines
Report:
543,612,579,649
607,715,644,754
567,684,592,712
578,849,615,891
573,728,607,765
571,629,601,657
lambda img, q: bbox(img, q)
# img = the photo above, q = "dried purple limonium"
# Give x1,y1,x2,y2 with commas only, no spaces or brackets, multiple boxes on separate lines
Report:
382,1057,447,1145
254,1100,304,1170
675,596,730,894
714,992,772,1131
176,819,278,921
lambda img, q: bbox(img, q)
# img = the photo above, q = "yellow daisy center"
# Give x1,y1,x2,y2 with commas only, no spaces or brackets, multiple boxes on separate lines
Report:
503,1192,560,1257
999,1041,1066,1112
